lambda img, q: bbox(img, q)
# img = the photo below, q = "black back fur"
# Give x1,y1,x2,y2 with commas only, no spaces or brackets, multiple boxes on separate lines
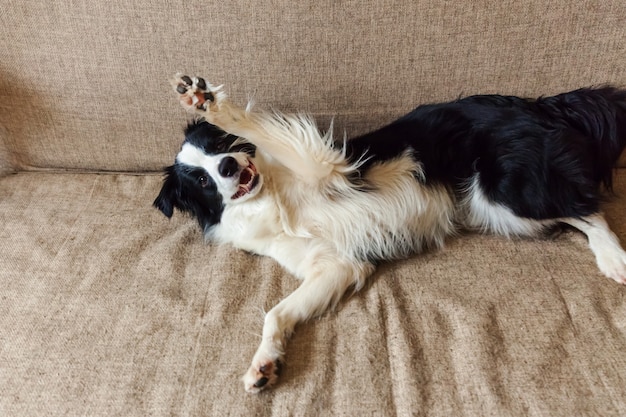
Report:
345,87,626,219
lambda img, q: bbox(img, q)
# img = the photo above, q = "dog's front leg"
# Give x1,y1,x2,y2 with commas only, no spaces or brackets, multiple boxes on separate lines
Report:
243,259,374,393
172,74,344,181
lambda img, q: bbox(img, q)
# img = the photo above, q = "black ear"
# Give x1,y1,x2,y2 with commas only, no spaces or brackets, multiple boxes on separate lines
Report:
153,166,178,218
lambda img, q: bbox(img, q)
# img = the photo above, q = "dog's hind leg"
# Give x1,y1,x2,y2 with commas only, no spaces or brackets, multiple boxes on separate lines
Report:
562,214,626,284
242,259,374,393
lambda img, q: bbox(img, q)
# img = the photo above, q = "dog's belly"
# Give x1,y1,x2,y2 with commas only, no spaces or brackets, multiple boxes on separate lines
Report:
312,182,458,262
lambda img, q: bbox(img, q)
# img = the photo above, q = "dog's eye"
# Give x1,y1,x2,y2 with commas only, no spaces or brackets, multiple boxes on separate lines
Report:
199,175,209,188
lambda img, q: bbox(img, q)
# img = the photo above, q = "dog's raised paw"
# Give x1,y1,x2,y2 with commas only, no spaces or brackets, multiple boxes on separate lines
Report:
171,73,221,112
243,358,283,394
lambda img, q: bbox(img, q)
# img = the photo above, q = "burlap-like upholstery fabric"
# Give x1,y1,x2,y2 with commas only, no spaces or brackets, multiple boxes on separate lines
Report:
2,1,626,416
0,0,625,172
1,171,626,416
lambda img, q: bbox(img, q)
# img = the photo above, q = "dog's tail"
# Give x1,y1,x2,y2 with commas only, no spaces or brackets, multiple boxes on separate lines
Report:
538,86,626,190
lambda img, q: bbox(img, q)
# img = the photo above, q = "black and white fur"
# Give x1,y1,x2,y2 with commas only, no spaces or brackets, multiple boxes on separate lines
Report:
154,74,626,393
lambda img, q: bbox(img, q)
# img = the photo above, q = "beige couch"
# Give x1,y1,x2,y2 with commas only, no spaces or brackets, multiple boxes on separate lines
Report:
2,1,626,415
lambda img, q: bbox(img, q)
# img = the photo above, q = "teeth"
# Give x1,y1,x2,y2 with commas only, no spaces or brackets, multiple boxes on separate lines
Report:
231,163,257,200
245,168,254,185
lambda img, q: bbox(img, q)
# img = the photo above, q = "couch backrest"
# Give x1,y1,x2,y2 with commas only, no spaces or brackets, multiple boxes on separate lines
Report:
1,0,625,173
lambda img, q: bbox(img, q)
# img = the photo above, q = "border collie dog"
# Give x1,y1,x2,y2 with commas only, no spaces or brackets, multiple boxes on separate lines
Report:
155,74,626,393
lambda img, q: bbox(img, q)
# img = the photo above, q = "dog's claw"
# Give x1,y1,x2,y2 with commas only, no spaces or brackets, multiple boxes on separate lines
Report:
181,75,192,86
176,85,187,94
196,77,207,90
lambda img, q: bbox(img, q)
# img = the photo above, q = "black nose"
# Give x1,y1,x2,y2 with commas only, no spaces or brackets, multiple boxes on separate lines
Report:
218,156,239,177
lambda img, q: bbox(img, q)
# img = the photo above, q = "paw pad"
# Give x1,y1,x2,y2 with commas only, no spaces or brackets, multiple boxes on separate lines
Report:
244,359,283,393
172,74,218,111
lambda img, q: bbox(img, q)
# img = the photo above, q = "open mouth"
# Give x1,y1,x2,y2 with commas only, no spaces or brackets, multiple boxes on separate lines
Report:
231,161,260,200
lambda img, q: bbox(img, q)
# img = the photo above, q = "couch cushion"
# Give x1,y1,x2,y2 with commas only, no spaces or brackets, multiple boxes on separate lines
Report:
1,1,625,172
2,170,626,415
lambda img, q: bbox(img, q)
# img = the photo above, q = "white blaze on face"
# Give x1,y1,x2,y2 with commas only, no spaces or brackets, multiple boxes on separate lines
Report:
176,143,262,203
